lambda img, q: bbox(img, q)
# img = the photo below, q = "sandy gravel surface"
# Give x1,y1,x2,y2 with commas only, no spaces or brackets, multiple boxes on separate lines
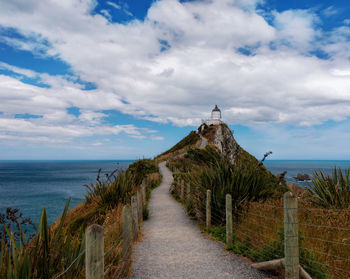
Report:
199,134,208,148
128,161,264,279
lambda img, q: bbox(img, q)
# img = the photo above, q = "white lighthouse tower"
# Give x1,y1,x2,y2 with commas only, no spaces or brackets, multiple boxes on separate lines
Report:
206,105,222,125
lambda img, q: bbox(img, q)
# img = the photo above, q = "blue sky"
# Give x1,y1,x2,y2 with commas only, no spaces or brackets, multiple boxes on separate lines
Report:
0,0,350,160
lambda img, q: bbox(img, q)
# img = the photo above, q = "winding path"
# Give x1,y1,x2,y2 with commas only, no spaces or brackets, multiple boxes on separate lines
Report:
128,162,263,279
199,134,208,148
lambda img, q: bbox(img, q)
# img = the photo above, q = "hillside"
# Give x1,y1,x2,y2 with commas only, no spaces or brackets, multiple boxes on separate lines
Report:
165,123,286,199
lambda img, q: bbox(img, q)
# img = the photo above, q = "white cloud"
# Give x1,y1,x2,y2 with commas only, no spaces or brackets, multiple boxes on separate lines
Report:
100,9,112,21
0,74,155,143
0,62,37,78
322,6,338,17
106,1,121,10
150,135,165,141
273,9,319,50
0,0,349,146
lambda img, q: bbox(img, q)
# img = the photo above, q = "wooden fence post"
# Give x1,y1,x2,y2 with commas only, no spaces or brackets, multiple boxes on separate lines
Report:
186,183,191,205
122,205,132,260
226,194,232,245
141,182,146,204
180,180,184,202
131,195,138,240
206,189,211,229
137,189,142,223
86,224,104,279
284,192,299,279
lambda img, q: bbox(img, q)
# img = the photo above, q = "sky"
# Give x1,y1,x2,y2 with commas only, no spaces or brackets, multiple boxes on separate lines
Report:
0,0,350,160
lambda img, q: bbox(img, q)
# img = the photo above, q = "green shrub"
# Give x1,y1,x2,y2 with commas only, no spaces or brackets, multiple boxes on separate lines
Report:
306,168,350,208
158,131,199,157
186,199,195,218
99,170,135,209
84,159,159,209
188,157,283,224
142,205,149,220
205,225,226,242
184,146,221,166
128,159,158,186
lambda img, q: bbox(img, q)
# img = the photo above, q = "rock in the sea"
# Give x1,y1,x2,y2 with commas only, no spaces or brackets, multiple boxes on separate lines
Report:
295,173,310,181
288,182,305,197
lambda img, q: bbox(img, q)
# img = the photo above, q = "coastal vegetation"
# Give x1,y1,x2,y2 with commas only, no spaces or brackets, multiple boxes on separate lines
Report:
169,126,350,279
0,159,161,279
2,124,350,279
306,167,350,208
156,131,200,161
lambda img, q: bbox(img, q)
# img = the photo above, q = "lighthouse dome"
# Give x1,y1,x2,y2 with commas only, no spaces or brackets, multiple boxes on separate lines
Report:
211,105,221,120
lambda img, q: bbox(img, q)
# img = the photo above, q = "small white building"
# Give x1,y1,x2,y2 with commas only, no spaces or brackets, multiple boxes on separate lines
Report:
206,105,222,125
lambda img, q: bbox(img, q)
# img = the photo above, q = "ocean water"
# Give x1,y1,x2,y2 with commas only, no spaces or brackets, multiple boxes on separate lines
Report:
264,160,350,188
0,160,132,233
1,160,349,235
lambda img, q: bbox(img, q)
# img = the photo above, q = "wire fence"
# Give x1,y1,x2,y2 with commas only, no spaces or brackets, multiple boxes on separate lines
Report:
50,180,148,279
172,176,350,279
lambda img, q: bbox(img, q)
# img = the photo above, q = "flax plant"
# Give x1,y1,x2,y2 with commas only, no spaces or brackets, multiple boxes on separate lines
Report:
0,198,85,279
306,167,350,208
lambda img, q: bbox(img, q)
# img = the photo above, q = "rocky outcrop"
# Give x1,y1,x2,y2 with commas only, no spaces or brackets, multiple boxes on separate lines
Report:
199,123,240,165
295,173,310,181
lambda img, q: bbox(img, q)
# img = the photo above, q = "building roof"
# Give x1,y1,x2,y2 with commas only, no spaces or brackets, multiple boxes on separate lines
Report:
212,105,221,112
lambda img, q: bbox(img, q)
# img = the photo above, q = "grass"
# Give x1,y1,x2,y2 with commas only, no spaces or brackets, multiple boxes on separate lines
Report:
156,131,200,161
169,146,286,224
232,199,348,279
1,198,86,279
169,140,346,279
205,224,327,279
143,172,162,221
1,158,161,279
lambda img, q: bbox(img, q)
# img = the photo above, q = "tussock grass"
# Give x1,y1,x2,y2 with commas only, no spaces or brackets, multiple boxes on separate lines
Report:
169,144,350,279
1,159,161,278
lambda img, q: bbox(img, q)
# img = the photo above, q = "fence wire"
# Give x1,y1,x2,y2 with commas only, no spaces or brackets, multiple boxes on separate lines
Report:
172,177,350,279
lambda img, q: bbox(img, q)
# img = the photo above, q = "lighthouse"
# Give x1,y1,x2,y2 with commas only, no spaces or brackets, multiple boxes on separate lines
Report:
206,105,222,125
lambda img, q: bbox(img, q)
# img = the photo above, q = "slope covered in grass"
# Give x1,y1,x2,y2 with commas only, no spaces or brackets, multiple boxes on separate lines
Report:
157,131,200,160
1,159,161,279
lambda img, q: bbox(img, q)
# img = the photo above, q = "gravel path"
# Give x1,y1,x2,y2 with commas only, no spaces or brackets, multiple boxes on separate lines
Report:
128,162,264,279
199,134,208,148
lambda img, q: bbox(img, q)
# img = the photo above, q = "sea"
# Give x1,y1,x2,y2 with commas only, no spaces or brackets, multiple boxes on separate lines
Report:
0,160,349,235
0,160,132,235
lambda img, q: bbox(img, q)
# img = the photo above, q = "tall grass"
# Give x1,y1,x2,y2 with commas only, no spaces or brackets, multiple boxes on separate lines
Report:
158,131,199,158
1,158,160,278
84,159,158,209
306,167,350,208
176,147,286,223
0,198,85,278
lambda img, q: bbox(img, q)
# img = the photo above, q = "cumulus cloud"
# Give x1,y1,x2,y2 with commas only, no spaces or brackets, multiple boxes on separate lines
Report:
273,9,320,50
0,0,349,145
